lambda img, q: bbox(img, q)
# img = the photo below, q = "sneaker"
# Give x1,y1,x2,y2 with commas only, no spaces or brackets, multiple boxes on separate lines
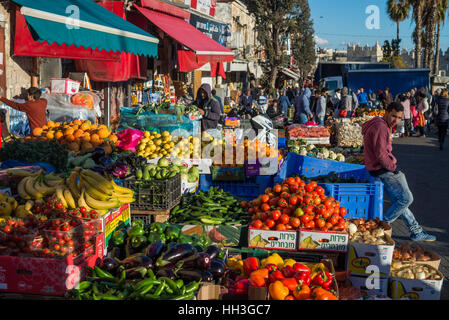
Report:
410,231,436,242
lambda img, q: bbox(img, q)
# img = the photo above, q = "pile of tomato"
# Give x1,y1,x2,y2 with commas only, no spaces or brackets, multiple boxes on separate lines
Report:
244,176,347,232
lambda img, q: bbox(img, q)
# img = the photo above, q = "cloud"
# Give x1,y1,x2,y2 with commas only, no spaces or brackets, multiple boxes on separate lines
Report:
314,35,329,47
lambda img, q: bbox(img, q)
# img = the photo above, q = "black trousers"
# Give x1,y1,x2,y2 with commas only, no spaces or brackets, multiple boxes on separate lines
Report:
438,124,448,147
404,119,412,136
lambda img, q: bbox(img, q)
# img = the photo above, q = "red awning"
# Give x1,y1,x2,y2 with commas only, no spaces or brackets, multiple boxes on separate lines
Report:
13,7,120,61
134,5,234,65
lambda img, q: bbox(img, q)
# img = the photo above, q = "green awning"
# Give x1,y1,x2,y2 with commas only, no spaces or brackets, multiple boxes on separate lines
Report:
12,0,159,57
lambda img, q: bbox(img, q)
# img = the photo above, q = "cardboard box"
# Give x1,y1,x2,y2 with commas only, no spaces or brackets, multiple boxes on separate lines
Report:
248,227,297,251
392,249,440,270
102,204,131,255
197,283,222,300
348,274,389,297
298,228,349,252
178,224,246,247
389,270,444,300
51,78,80,95
0,233,103,296
346,235,395,277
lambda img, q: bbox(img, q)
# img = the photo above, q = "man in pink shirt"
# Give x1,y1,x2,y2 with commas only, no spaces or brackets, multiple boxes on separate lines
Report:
362,102,436,242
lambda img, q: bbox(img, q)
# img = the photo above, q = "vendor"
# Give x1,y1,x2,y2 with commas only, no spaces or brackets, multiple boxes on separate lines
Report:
192,83,221,131
0,87,47,132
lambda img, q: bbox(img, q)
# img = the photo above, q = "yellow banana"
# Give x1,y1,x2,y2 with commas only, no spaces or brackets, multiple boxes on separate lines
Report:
113,192,135,204
80,171,113,195
81,175,113,197
78,189,94,211
24,177,44,199
24,200,34,211
55,186,68,208
34,180,56,196
67,171,81,200
17,177,31,200
85,185,110,201
63,188,77,209
81,169,114,191
111,179,133,195
6,169,41,177
85,191,120,210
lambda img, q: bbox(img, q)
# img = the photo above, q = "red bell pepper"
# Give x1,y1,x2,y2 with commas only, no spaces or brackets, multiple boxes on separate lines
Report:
293,263,311,275
265,264,279,272
311,270,333,290
234,279,250,294
243,257,259,276
294,271,311,287
268,270,285,283
281,265,296,278
234,275,248,283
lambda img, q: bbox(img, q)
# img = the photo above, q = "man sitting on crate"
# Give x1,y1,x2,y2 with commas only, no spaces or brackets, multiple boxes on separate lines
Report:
362,102,436,242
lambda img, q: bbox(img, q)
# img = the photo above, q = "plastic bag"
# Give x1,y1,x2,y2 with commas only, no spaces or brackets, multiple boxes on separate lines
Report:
71,91,101,117
0,102,30,137
42,93,98,123
116,128,143,152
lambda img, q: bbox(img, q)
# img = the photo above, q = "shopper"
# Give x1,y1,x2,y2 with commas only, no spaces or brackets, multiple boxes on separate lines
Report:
381,87,394,109
293,86,312,124
187,83,194,99
368,89,377,106
401,91,413,137
331,88,342,112
279,90,292,118
0,87,47,132
257,89,269,114
266,100,281,119
238,90,253,115
434,89,449,150
315,88,327,126
338,87,353,118
192,83,221,131
362,102,436,242
357,88,369,108
211,89,224,114
414,92,429,137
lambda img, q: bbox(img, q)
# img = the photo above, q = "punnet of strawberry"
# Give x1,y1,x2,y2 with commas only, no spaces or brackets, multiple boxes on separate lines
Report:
246,176,347,231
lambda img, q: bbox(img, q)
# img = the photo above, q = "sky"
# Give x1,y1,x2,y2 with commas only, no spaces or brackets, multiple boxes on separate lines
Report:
309,0,449,52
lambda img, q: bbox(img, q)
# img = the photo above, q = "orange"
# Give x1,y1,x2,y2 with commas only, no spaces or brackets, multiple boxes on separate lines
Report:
32,128,43,137
64,128,75,136
68,142,80,152
54,122,61,127
41,125,49,131
109,134,118,144
97,128,109,139
74,129,84,139
81,142,93,150
46,131,55,140
81,133,91,142
80,122,91,131
91,140,101,147
72,125,79,131
65,134,76,143
47,121,55,128
55,131,64,140
73,120,82,126
98,124,108,131
90,133,101,144
90,124,98,131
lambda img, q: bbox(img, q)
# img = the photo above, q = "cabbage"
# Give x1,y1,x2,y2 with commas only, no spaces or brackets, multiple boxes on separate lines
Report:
172,159,183,167
187,167,199,183
179,167,189,174
306,144,315,152
328,151,337,160
299,147,308,156
157,156,170,167
336,154,345,162
321,148,330,158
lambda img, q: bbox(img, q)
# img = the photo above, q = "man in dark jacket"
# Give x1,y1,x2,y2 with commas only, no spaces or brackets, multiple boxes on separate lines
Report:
193,84,221,131
279,90,292,118
238,90,253,115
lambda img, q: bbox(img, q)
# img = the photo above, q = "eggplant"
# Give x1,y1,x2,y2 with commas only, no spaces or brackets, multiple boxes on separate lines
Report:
141,256,154,269
176,253,200,269
101,258,120,273
156,268,176,280
91,147,106,163
201,271,214,282
204,245,220,260
223,268,238,281
176,269,202,282
208,259,225,280
197,253,211,270
125,267,147,279
120,253,153,269
145,241,166,260
156,243,197,267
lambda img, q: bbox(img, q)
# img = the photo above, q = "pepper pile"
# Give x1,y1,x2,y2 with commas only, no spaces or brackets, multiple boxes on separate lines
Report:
247,176,347,231
169,188,251,226
225,253,338,300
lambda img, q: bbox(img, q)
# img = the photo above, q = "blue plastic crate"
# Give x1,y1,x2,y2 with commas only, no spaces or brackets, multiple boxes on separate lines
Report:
275,153,373,184
199,174,273,201
278,137,286,149
319,181,383,220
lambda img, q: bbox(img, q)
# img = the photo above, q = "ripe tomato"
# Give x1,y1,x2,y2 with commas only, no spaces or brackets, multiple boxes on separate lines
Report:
315,186,325,195
289,185,299,194
55,202,64,210
314,197,322,206
282,208,292,216
309,181,318,188
287,177,296,186
329,216,339,225
3,225,11,234
305,183,315,193
322,208,332,220
289,196,298,206
339,207,347,217
320,227,329,232
262,226,270,230
304,221,315,229
278,198,288,208
248,207,255,214
265,187,272,194
325,222,333,229
333,207,340,215
337,221,346,230
280,192,291,199
304,196,314,205
252,219,263,229
334,201,340,208
270,210,281,221
260,195,270,203
315,218,326,228
240,201,247,208
279,214,290,225
304,205,314,215
299,181,306,187
290,217,301,228
300,214,312,224
273,184,282,194
295,176,302,184
275,223,287,231
285,224,293,230
54,244,61,251
324,199,333,209
261,203,271,212
265,219,275,228
269,197,279,206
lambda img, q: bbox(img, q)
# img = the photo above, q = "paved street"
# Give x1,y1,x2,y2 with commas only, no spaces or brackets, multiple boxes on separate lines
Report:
390,131,449,299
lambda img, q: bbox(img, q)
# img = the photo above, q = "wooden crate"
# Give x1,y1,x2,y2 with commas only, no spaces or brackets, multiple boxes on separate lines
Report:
131,208,171,224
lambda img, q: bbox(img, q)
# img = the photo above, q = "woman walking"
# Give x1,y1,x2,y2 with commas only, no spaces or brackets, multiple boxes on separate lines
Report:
414,92,429,137
434,89,449,150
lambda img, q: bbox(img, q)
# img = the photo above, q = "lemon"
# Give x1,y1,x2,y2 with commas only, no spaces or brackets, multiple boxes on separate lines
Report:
137,151,144,157
156,146,161,151
150,154,158,159
162,131,170,137
138,144,146,151
162,150,168,155
155,139,162,146
164,144,171,150
169,142,175,148
151,144,157,151
144,131,151,138
155,133,161,139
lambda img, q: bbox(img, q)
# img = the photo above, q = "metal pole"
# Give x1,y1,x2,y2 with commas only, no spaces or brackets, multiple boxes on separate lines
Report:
104,82,111,127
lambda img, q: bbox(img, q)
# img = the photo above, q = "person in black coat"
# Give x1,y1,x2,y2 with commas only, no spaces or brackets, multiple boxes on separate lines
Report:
238,90,253,115
193,83,221,131
266,100,281,119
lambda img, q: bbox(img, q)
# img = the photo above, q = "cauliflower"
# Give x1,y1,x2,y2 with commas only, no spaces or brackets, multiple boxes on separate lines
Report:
336,153,345,162
321,148,330,158
306,144,315,152
299,147,308,156
328,151,337,160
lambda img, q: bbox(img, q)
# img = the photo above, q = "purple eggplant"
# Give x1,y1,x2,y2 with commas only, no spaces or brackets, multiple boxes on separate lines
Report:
201,271,214,282
156,243,197,267
101,258,120,273
120,254,153,269
197,253,211,270
91,147,106,163
222,268,238,281
176,269,202,282
145,241,166,260
125,267,147,279
176,253,200,269
204,245,220,260
156,268,176,280
208,259,225,280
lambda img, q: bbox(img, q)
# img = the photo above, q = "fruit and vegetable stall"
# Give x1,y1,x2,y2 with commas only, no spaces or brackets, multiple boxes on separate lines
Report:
0,114,443,301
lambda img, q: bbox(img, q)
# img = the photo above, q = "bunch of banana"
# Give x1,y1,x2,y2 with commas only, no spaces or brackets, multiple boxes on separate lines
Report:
0,193,18,217
54,168,135,216
17,171,64,200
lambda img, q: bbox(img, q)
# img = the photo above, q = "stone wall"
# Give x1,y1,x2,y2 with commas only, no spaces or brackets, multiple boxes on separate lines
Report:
1,2,32,99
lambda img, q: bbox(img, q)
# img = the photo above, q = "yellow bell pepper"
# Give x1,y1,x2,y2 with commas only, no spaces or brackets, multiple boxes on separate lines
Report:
261,253,284,267
282,258,297,268
310,263,327,280
226,257,244,275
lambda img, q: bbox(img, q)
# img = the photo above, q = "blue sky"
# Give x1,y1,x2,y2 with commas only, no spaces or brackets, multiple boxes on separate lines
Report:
309,0,449,52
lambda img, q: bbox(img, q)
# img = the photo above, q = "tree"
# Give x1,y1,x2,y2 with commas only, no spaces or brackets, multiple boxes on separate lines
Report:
387,0,411,43
245,0,314,89
424,0,439,72
409,0,426,68
434,0,449,74
382,40,392,59
291,0,316,81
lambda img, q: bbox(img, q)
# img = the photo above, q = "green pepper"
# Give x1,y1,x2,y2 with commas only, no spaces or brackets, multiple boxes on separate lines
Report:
199,233,211,248
160,277,181,295
150,222,166,234
131,219,144,229
165,226,181,241
148,232,166,243
177,234,193,244
127,225,145,237
170,292,195,300
112,230,125,246
184,281,200,293
175,279,184,289
131,235,147,248
94,266,115,279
